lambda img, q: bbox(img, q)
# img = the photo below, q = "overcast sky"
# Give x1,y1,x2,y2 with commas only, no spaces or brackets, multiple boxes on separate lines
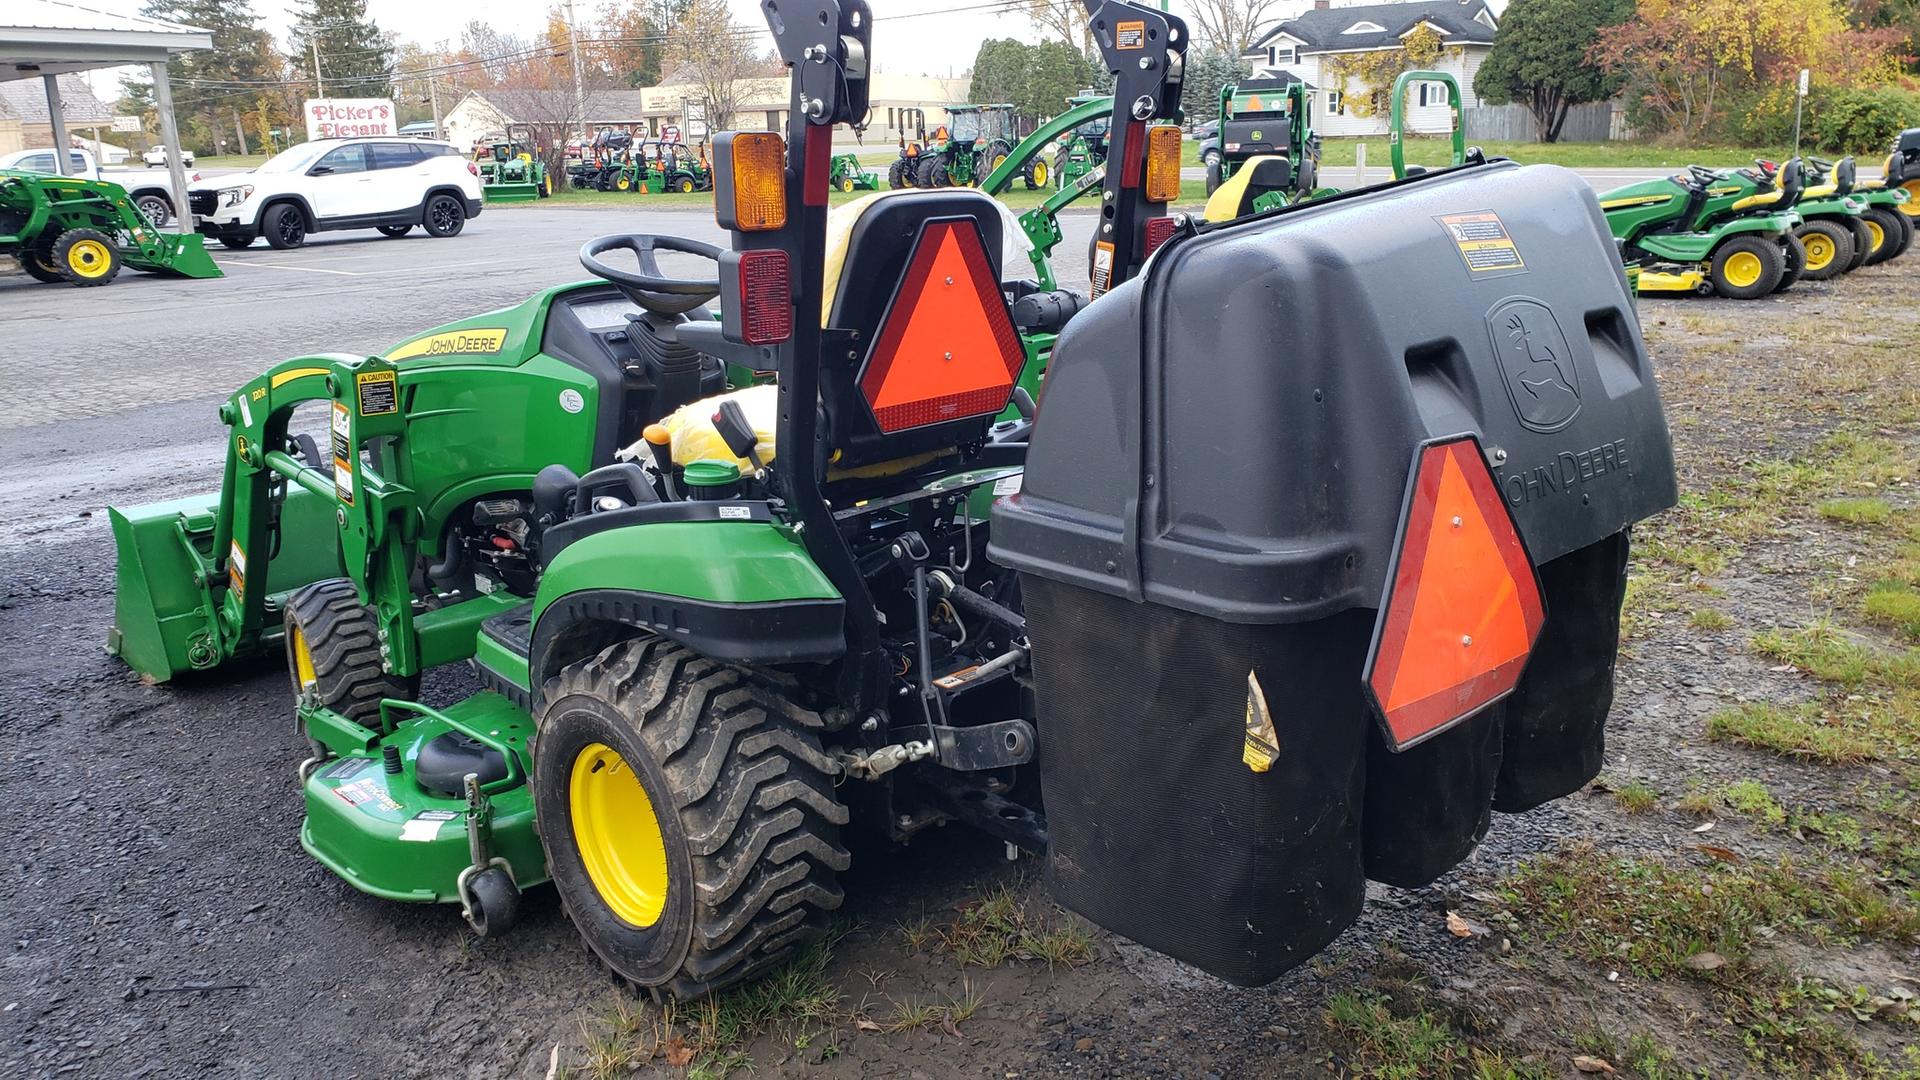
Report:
76,0,1070,98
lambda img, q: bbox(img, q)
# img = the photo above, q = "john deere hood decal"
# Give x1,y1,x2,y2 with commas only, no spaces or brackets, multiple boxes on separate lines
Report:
1487,297,1580,433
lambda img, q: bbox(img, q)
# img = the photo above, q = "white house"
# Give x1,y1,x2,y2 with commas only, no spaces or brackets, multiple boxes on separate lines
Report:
1242,0,1499,138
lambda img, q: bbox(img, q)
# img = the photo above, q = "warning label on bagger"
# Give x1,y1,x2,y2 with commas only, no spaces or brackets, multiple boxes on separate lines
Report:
1436,210,1526,276
1115,20,1146,48
356,370,398,416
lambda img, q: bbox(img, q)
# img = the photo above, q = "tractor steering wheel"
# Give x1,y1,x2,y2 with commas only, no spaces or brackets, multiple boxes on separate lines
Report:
579,234,722,315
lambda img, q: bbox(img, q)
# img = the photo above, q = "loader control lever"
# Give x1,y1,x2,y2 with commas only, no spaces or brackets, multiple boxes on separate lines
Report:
579,234,723,315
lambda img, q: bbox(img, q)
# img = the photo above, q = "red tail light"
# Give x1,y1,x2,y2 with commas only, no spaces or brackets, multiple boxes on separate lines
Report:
467,162,479,176
1363,437,1545,750
1144,216,1176,258
738,249,792,345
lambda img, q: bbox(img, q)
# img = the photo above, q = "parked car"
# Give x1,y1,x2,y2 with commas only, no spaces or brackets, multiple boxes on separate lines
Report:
189,137,484,250
143,145,195,167
0,146,196,227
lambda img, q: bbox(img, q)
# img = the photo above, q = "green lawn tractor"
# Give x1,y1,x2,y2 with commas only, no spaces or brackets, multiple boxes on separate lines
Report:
478,125,554,204
2,168,221,286
1738,157,1872,281
828,153,879,192
1869,127,1920,222
1796,156,1912,267
1599,160,1803,298
108,0,1676,1001
638,141,712,193
1201,77,1318,198
911,104,1041,189
574,129,643,192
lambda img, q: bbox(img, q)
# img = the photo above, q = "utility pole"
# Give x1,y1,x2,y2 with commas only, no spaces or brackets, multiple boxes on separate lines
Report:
1791,68,1809,160
428,72,442,139
311,36,325,97
565,0,586,138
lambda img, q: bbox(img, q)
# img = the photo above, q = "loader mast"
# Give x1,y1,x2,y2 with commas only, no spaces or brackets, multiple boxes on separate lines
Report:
1081,0,1187,296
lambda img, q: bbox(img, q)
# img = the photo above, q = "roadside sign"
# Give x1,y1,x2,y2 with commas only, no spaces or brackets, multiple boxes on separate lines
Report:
1798,69,1810,96
304,98,397,140
684,101,709,140
663,124,682,144
111,115,142,133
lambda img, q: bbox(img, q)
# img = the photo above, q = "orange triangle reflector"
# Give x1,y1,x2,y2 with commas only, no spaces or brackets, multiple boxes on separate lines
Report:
859,219,1024,433
1364,438,1546,750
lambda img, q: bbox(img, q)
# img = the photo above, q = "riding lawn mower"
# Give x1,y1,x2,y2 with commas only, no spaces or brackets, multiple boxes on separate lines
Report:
108,0,1675,996
1600,159,1804,298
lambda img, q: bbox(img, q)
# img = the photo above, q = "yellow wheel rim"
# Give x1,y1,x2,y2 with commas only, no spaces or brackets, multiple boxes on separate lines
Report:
1722,250,1764,288
991,154,1009,174
1901,180,1920,217
839,178,854,192
570,741,669,928
1866,219,1885,252
1033,160,1048,186
67,238,112,278
291,625,317,689
1802,234,1834,270
616,176,631,191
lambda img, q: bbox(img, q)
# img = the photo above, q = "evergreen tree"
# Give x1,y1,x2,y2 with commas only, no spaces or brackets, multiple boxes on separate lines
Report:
287,0,395,98
129,0,277,153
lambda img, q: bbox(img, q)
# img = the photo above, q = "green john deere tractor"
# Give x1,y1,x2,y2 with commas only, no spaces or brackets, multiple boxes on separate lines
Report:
911,104,1041,189
1599,159,1804,298
1784,156,1912,270
829,152,880,192
108,0,1675,999
1048,91,1108,191
638,141,713,193
478,124,554,204
2,169,221,285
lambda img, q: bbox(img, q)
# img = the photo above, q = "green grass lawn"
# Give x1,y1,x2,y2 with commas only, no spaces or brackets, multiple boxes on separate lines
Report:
192,154,271,169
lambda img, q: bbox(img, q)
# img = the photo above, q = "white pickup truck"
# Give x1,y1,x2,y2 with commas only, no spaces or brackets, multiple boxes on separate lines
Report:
0,147,197,228
142,145,195,167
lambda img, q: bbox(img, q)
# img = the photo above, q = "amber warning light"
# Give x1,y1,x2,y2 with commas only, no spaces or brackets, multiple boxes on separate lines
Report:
1362,436,1545,750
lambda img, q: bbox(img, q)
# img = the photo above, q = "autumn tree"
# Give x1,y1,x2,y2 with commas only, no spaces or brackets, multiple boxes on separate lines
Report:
125,0,278,154
1474,0,1634,142
595,0,693,87
1024,0,1100,62
663,0,763,128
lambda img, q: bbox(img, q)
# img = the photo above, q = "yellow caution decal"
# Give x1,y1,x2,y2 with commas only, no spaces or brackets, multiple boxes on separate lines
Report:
1243,670,1279,773
355,369,399,415
1435,210,1525,275
386,328,509,362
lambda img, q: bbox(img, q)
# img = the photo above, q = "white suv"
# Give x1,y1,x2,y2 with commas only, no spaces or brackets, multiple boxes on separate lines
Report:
143,145,194,167
190,137,483,250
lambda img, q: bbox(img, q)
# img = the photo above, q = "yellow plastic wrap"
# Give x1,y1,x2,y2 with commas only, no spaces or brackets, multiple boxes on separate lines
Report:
654,383,780,469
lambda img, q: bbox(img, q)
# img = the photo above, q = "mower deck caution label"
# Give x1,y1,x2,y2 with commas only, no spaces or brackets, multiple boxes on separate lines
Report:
1436,210,1526,275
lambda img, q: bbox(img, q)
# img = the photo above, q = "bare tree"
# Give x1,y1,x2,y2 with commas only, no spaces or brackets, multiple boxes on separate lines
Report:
664,0,763,128
1026,0,1100,61
481,82,616,178
1183,0,1286,58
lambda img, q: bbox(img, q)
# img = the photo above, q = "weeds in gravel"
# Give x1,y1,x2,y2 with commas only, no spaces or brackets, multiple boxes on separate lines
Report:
1720,779,1788,825
1608,778,1661,813
1818,498,1895,526
1706,702,1878,765
1863,582,1920,642
1322,991,1551,1080
1501,844,1920,980
1688,607,1733,631
940,882,1097,969
868,979,986,1034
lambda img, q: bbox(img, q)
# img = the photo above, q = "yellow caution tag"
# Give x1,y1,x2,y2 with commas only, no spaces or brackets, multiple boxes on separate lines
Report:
1243,670,1278,773
1436,210,1526,275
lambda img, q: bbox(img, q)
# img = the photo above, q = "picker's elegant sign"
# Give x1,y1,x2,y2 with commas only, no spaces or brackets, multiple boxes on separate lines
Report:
304,99,397,140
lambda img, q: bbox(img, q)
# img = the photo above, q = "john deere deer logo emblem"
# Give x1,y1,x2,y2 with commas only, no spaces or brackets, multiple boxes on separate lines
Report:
1487,297,1580,432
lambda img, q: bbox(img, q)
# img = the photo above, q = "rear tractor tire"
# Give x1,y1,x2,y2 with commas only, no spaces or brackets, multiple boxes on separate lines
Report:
283,578,419,727
1708,235,1783,299
1793,220,1852,281
17,249,65,284
532,638,849,999
1861,207,1905,265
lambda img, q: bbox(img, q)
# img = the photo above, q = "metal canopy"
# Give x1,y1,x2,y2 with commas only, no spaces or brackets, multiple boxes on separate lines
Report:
1,0,213,233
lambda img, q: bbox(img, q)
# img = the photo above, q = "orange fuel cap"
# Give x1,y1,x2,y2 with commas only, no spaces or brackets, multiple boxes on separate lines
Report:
643,424,671,446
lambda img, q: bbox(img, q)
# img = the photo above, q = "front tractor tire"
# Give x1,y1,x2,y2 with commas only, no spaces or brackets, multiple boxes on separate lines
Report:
283,578,419,726
533,638,849,999
1708,235,1783,299
52,228,120,286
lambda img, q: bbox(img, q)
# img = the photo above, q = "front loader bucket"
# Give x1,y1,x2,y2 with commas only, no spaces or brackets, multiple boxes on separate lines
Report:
144,231,226,276
483,183,539,205
109,483,341,681
107,493,224,681
993,161,1678,986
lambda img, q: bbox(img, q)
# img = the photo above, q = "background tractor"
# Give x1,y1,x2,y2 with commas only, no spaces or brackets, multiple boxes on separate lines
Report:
106,0,1675,1002
1600,159,1804,298
638,140,712,193
1202,77,1317,197
910,104,1038,189
830,153,880,192
886,107,928,188
2,169,221,286
477,124,553,204
1049,91,1108,191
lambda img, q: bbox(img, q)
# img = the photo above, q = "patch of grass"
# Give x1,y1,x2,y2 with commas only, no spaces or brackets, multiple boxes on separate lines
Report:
1817,497,1894,526
869,979,987,1035
1322,991,1552,1080
1610,778,1661,813
1706,702,1878,765
1720,779,1788,826
1863,582,1920,642
940,883,1097,969
1755,622,1874,686
1625,1032,1710,1080
1500,845,1920,980
1689,607,1734,631
897,914,936,953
